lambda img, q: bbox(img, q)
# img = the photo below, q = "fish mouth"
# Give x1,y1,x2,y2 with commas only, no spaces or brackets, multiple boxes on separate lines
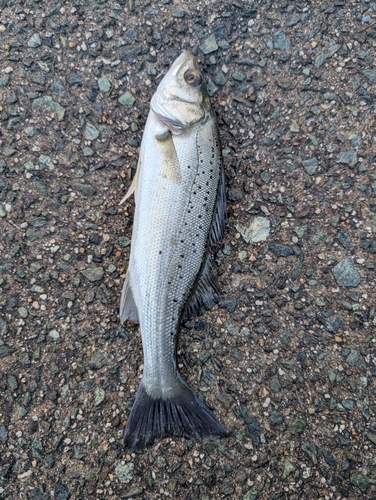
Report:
169,50,198,76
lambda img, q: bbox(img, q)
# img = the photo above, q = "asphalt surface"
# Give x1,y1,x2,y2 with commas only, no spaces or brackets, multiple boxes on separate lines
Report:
0,1,376,499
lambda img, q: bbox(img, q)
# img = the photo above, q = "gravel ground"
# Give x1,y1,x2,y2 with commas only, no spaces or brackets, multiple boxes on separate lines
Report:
1,1,376,499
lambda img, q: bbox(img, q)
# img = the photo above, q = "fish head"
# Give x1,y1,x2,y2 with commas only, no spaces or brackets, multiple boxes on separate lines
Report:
151,51,211,133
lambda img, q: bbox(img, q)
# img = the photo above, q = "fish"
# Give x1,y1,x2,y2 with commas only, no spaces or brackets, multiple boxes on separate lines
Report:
120,50,227,450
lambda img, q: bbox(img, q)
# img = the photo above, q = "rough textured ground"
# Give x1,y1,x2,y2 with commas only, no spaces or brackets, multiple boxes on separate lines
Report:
1,1,376,499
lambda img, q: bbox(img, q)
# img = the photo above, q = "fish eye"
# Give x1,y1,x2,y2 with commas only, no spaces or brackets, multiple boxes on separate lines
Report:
184,70,202,86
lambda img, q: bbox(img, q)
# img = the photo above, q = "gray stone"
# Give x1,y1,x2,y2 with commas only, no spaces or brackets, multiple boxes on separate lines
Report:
74,183,97,197
115,462,134,483
0,204,6,218
242,487,258,500
274,31,290,51
240,406,260,446
95,387,105,405
325,316,344,334
84,123,99,141
289,420,306,435
367,433,376,446
89,351,107,370
39,155,54,169
351,475,376,493
281,459,295,479
342,399,355,410
54,484,70,500
172,8,185,17
122,488,144,499
118,91,135,108
213,67,227,86
121,45,142,64
302,157,318,175
50,80,66,98
349,134,362,148
363,70,376,84
24,127,35,138
268,243,294,257
236,217,270,244
82,147,94,157
49,329,60,339
332,259,361,287
295,225,307,238
323,92,337,101
301,440,318,464
18,307,28,318
314,44,341,68
218,298,238,313
270,377,281,393
119,236,131,248
0,75,9,87
0,346,16,358
337,230,351,249
228,187,244,202
232,71,246,81
335,151,358,168
200,35,218,55
98,76,111,92
206,78,218,96
81,267,104,282
280,330,292,344
8,374,18,390
32,96,65,121
0,425,8,444
269,410,284,426
347,350,360,367
28,33,42,48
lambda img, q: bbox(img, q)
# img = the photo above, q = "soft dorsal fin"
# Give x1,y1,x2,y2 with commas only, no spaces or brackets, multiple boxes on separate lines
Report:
182,252,221,321
120,155,141,205
210,166,226,245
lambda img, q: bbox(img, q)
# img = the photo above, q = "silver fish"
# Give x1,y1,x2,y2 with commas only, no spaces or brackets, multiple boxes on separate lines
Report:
120,51,227,450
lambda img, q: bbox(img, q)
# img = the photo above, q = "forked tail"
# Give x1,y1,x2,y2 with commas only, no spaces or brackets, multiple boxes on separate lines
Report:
123,377,227,450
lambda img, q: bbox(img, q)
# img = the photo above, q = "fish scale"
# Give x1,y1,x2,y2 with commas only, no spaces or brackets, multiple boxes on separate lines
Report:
120,51,227,450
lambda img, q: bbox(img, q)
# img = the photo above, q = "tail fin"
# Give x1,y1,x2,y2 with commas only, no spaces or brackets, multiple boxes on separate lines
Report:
123,378,227,451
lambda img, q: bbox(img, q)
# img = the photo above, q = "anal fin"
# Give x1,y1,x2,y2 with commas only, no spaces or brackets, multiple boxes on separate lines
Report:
119,271,139,324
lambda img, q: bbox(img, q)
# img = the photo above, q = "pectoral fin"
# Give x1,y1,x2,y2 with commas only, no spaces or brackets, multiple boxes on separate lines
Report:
120,156,141,205
156,130,181,184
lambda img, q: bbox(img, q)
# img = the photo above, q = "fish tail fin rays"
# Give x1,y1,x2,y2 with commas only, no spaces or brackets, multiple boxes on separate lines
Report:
123,378,227,451
119,271,139,324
